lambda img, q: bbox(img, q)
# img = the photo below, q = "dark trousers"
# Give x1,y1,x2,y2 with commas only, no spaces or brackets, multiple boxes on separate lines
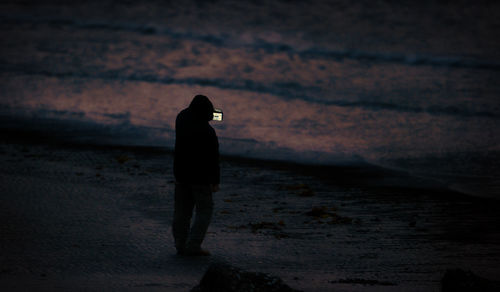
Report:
172,183,213,252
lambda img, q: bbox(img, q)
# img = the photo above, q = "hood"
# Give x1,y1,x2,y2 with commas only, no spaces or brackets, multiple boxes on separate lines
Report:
189,95,214,121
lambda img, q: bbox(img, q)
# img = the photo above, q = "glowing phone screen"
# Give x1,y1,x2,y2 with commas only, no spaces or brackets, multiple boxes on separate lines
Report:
213,109,223,121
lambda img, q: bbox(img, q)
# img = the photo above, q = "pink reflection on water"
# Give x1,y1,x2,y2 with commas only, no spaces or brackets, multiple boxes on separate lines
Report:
1,14,499,166
3,72,498,164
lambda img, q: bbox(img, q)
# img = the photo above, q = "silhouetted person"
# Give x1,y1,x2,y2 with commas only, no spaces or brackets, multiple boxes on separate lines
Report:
173,95,220,256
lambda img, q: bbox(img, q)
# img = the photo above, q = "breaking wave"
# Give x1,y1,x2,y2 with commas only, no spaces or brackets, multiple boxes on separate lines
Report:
2,64,499,119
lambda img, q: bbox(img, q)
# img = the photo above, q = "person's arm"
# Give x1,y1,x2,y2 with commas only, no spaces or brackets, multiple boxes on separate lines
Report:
208,127,220,189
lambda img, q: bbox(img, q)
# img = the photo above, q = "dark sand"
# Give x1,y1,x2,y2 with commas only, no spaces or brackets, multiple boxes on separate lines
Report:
1,138,500,291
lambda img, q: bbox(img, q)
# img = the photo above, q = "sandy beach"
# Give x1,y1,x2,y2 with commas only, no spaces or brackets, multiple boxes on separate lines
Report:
1,1,499,291
1,135,499,292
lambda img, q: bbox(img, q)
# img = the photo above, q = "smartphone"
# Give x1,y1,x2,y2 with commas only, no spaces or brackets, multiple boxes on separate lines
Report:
213,108,223,121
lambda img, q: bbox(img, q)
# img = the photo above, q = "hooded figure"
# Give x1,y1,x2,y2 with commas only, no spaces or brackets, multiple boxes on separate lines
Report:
172,95,220,256
174,95,220,185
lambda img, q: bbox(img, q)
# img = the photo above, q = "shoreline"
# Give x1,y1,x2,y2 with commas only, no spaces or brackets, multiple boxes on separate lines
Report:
0,126,476,199
1,113,497,201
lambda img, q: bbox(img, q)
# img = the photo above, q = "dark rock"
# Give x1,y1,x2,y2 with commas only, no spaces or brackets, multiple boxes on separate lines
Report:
442,269,500,292
330,278,395,286
191,263,302,292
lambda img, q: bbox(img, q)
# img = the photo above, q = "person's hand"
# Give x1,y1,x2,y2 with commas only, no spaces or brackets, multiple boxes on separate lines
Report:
211,184,220,193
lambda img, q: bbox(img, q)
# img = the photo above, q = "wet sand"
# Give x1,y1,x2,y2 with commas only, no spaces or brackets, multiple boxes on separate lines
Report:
1,138,500,291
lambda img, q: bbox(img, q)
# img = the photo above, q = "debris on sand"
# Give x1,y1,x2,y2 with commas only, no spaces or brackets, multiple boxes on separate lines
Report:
305,206,337,217
273,207,285,213
282,183,309,191
249,221,282,233
305,206,353,224
226,222,289,239
281,183,315,197
191,263,303,292
245,221,291,240
297,188,315,197
226,225,248,231
274,233,289,239
115,155,131,164
442,269,500,292
330,278,396,286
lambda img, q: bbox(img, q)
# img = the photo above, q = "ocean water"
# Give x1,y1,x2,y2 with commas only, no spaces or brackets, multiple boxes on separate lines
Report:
1,0,499,198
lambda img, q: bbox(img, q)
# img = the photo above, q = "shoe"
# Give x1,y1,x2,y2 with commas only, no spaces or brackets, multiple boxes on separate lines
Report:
176,246,186,255
183,248,211,256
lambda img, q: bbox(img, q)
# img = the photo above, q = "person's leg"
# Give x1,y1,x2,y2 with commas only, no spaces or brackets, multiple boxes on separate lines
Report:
172,183,195,254
185,184,213,254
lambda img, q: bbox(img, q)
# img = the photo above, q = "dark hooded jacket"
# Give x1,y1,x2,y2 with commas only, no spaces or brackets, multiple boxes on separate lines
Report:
174,95,220,185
